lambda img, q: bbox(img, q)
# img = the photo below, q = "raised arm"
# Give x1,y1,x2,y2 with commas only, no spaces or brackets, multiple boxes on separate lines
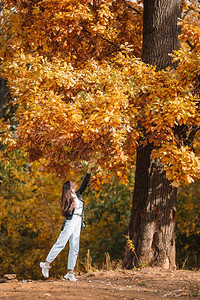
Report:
77,160,95,194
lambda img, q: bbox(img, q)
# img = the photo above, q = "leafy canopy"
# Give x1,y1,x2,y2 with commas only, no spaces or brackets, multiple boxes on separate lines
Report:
0,0,200,187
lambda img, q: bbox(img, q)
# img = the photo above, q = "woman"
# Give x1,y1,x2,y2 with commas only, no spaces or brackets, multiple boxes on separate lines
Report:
40,160,94,281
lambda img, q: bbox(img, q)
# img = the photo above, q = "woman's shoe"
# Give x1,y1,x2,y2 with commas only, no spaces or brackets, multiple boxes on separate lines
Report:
64,273,77,282
40,262,51,278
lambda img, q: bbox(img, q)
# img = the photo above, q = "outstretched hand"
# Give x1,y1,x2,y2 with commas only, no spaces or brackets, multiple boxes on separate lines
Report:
87,159,96,173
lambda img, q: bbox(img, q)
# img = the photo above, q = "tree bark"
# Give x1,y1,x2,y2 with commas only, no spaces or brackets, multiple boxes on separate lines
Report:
123,145,177,269
142,0,181,70
123,0,181,269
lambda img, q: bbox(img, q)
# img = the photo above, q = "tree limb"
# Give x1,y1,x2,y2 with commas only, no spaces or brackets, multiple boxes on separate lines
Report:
127,4,142,15
83,27,122,51
186,40,196,50
0,1,6,13
0,9,16,33
186,125,200,146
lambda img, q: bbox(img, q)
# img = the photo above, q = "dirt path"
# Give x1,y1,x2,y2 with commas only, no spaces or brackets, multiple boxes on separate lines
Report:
0,268,199,300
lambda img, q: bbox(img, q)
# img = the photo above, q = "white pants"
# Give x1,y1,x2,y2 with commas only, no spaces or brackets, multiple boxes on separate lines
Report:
46,215,82,270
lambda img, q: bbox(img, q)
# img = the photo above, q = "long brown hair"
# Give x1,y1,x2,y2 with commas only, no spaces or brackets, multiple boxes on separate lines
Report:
61,181,72,216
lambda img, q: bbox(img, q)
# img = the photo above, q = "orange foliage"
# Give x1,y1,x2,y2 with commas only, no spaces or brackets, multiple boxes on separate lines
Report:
180,0,200,52
0,0,200,187
3,0,143,63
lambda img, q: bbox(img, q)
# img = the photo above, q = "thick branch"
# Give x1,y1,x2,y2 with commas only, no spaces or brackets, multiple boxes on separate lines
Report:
173,124,200,148
186,125,200,146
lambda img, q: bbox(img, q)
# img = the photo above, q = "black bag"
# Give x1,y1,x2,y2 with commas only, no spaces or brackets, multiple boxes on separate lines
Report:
81,220,86,229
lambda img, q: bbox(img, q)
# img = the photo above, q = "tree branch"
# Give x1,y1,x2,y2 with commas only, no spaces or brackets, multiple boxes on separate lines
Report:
127,4,142,15
0,1,6,13
100,35,121,50
186,125,200,146
186,40,196,50
0,9,16,33
83,27,122,51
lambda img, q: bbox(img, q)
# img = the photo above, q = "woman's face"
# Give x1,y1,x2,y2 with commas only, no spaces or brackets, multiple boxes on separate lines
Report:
70,181,77,192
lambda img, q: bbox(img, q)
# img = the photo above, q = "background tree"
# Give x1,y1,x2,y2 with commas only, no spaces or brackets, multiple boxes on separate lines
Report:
176,180,200,269
0,150,62,278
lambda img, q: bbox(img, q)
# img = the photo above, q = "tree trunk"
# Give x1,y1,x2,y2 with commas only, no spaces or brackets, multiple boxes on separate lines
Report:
123,145,177,269
123,0,181,269
142,0,181,70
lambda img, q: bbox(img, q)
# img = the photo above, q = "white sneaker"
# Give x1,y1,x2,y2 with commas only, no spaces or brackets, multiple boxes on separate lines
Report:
40,262,51,278
64,273,77,282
